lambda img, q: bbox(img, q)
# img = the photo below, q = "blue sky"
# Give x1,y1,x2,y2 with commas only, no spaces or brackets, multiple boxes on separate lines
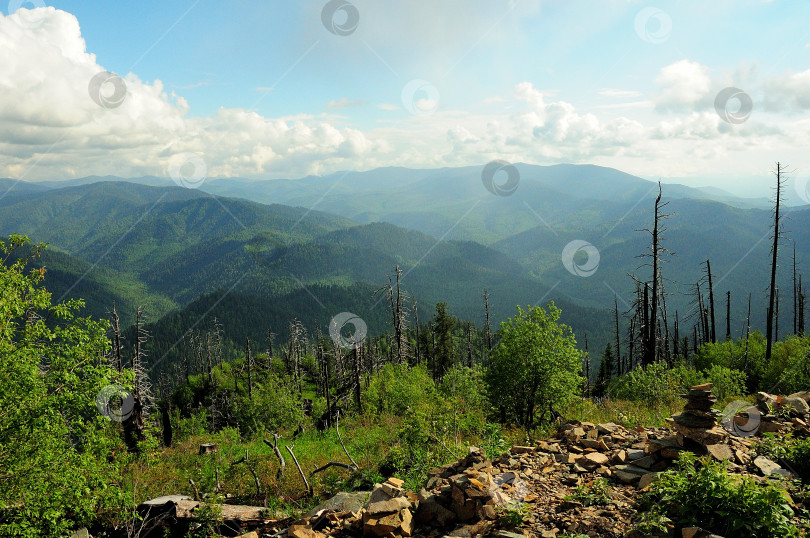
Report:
2,1,809,196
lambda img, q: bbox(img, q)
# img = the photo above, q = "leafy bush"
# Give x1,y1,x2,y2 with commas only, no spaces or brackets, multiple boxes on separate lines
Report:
439,365,489,436
486,303,583,429
640,452,799,537
755,433,810,482
609,361,691,406
766,338,810,395
363,364,439,416
497,502,530,527
703,364,747,400
0,236,130,536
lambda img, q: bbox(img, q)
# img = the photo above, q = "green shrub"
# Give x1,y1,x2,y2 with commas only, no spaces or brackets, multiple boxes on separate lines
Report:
439,365,489,436
363,364,439,416
755,433,810,482
640,452,799,537
609,361,686,406
565,478,612,506
0,236,131,536
486,303,583,429
703,364,747,400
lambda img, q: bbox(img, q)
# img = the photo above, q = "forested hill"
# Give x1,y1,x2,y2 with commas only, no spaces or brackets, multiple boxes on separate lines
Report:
0,180,612,371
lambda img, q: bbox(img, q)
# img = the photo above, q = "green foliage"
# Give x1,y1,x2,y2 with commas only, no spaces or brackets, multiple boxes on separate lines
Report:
702,364,747,401
433,302,456,377
565,478,612,506
486,303,583,429
0,235,129,537
764,336,810,395
185,494,224,538
609,361,702,406
480,422,510,459
640,452,799,537
695,333,768,392
171,360,304,438
497,502,530,527
439,365,489,435
755,433,810,482
363,364,438,416
593,343,615,398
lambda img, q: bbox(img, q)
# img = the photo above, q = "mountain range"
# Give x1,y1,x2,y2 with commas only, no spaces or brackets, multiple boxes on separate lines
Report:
2,163,807,372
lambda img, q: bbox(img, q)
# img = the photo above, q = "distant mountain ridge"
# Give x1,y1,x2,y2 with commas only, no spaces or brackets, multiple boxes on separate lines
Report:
2,163,808,366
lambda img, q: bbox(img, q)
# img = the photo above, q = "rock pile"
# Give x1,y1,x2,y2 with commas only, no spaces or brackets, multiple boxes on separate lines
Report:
134,388,810,538
752,390,810,434
669,383,727,446
362,478,413,537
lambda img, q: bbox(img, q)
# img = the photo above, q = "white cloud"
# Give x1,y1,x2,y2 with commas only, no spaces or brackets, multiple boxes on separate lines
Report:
324,97,367,110
0,8,807,187
598,89,643,98
654,59,712,110
761,69,810,111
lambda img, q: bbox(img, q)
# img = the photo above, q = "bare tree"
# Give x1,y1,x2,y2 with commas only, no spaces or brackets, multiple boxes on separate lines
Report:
766,162,788,360
109,303,123,372
794,244,799,335
245,337,253,402
638,182,671,366
704,259,717,343
483,289,493,353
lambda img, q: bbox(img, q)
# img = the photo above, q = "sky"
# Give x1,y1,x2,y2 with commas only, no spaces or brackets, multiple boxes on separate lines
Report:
1,0,809,197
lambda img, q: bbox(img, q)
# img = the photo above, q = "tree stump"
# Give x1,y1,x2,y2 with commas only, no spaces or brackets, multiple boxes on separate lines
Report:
199,443,217,455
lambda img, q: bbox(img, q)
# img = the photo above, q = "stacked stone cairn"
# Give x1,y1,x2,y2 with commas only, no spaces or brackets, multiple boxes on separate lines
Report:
669,382,727,446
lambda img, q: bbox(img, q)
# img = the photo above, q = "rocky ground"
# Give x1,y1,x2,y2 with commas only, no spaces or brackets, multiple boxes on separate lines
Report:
133,386,810,538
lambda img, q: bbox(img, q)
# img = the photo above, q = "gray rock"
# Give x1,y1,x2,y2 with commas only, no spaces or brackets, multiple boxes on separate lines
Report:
140,494,193,506
637,472,659,489
784,396,809,415
753,456,783,476
367,496,411,515
307,491,369,517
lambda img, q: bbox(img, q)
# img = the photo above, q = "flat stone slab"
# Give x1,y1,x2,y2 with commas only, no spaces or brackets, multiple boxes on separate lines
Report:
140,494,193,506
307,491,369,517
753,456,782,476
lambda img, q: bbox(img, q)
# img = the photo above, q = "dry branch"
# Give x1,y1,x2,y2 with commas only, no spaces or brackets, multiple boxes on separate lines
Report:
263,433,286,479
285,444,312,496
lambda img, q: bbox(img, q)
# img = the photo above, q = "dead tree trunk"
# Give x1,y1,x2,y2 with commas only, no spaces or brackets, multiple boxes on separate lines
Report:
743,293,752,373
773,287,779,342
484,289,493,352
353,346,362,413
766,162,786,360
642,282,650,364
673,311,680,358
109,304,123,372
794,245,799,336
583,333,590,398
124,308,149,453
413,297,420,365
726,291,731,341
642,183,668,366
705,259,717,343
245,337,253,401
614,297,622,375
800,275,806,336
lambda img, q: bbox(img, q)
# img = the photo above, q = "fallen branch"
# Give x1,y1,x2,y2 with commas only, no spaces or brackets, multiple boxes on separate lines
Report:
430,434,460,460
310,461,357,475
285,443,312,497
232,449,263,501
188,478,200,501
263,432,286,479
335,410,359,469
